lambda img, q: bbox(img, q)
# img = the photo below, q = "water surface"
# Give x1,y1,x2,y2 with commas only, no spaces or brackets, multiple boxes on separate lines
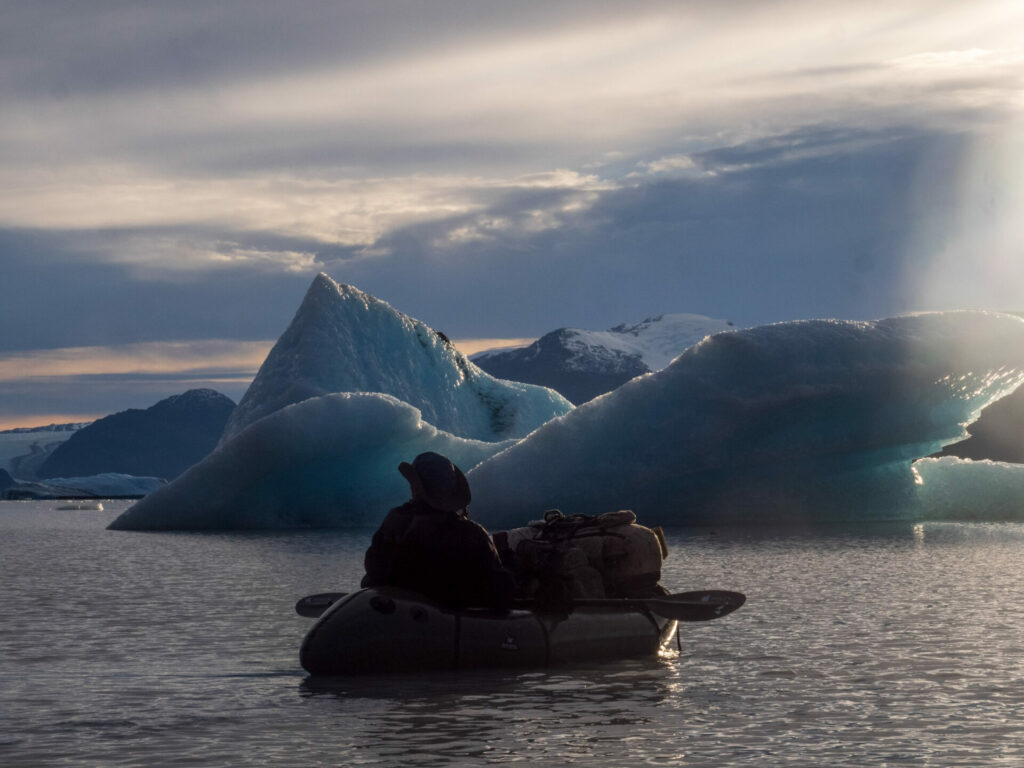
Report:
2,501,1023,766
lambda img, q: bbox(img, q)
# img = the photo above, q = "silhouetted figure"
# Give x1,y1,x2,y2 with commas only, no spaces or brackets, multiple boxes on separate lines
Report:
362,452,514,611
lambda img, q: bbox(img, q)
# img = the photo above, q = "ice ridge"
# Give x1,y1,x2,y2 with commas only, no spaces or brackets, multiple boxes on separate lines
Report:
220,274,572,444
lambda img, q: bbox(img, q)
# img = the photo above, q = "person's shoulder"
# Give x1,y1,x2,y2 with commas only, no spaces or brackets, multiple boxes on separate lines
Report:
375,501,419,532
386,500,422,517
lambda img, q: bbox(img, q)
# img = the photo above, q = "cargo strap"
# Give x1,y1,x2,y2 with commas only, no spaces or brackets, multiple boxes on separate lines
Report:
531,509,635,545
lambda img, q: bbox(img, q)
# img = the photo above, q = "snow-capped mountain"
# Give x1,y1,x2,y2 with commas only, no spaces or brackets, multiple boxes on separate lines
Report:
220,274,572,444
472,314,735,403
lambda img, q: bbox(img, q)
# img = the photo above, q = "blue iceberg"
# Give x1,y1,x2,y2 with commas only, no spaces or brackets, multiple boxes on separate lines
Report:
220,274,572,444
915,457,1024,521
468,312,1024,527
109,309,1024,530
108,393,508,530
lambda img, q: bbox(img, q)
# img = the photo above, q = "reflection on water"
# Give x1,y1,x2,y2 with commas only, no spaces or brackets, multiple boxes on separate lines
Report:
2,502,1024,766
298,661,692,766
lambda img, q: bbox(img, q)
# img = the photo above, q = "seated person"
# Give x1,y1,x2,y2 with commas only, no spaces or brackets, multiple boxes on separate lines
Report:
361,452,514,611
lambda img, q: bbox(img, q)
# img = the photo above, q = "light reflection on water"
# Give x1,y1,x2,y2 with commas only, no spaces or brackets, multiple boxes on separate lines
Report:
2,501,1024,766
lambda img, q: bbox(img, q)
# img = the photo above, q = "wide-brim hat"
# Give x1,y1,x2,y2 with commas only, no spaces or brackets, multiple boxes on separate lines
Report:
398,451,471,512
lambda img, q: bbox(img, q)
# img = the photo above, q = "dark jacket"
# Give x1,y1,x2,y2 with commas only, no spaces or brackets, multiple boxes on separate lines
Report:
361,499,515,610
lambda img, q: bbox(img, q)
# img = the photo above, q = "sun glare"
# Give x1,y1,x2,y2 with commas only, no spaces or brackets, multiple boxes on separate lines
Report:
903,127,1024,313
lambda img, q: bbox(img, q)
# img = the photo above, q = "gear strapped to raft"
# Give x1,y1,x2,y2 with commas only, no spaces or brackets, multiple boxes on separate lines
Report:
492,509,669,604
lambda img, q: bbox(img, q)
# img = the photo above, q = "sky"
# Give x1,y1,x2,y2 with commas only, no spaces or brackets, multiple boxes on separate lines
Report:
2,0,1023,428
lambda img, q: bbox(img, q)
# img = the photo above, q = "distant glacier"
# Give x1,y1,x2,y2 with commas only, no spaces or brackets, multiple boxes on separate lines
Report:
109,275,1024,530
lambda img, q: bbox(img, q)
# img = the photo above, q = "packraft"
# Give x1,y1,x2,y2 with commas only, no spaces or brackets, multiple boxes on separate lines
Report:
492,509,668,600
299,586,680,674
296,586,746,675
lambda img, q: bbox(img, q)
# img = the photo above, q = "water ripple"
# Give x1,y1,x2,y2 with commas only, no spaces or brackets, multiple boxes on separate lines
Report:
3,507,1024,766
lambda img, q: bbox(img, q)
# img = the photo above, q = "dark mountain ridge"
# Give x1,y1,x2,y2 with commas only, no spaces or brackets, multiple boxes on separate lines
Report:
39,389,235,481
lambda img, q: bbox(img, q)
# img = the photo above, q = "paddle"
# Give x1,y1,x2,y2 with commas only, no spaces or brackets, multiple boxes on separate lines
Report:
296,592,348,618
296,589,745,621
575,590,745,622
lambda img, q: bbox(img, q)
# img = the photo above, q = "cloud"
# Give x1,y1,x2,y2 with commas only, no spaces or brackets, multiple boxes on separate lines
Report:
452,338,536,356
2,0,1021,263
0,336,530,382
635,155,698,177
0,231,317,352
889,48,1020,71
0,168,611,255
4,0,1024,427
1,1,679,99
0,340,271,383
2,125,1010,345
0,334,538,429
0,340,269,428
331,127,978,337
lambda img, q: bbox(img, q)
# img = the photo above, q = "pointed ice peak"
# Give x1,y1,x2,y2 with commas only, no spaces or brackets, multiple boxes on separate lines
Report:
311,270,335,290
219,274,572,444
300,273,384,316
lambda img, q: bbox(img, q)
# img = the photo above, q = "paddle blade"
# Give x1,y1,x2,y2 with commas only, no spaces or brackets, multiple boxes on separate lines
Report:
295,592,346,618
648,590,746,622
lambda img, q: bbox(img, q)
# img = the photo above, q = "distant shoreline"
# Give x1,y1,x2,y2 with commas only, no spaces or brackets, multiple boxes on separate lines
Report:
2,493,144,501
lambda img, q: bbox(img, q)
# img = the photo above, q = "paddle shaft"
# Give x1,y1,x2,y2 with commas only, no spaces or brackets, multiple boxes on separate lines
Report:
295,589,744,621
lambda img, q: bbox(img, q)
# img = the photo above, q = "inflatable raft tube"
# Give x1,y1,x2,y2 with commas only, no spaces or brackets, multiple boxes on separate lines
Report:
300,587,677,675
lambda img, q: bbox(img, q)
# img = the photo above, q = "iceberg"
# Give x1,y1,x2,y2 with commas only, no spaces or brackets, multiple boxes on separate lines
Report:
109,309,1024,531
467,312,1024,528
219,274,573,444
111,274,571,531
108,393,509,530
914,457,1024,521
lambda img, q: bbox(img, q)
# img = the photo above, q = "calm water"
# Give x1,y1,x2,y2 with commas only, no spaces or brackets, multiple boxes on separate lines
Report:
2,501,1024,767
